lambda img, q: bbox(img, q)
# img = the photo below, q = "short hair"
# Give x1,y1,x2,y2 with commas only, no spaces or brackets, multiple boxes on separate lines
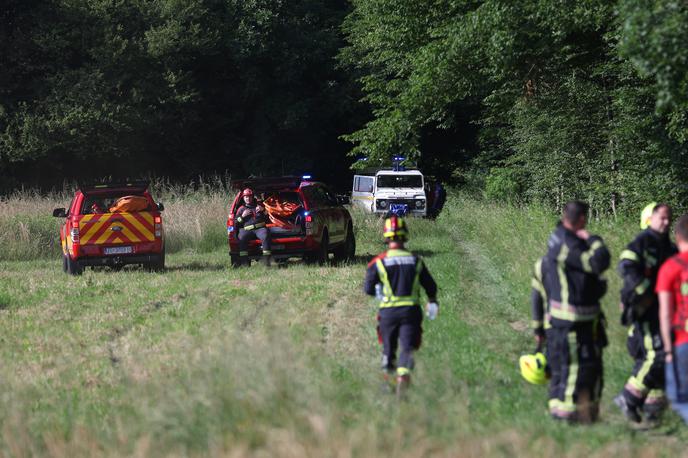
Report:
653,203,672,216
563,201,589,224
675,214,688,241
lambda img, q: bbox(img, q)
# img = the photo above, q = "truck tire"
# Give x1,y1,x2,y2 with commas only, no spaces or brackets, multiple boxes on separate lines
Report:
148,248,166,272
62,255,68,272
66,256,83,276
306,231,329,266
230,253,241,268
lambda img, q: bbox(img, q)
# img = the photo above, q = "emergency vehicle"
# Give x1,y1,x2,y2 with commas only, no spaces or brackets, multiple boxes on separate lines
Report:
227,176,355,266
351,166,427,217
53,181,165,275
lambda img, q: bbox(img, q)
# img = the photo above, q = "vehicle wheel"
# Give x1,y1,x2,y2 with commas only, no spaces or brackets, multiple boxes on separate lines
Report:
148,248,166,272
66,256,83,276
230,253,241,268
62,255,68,272
316,232,329,265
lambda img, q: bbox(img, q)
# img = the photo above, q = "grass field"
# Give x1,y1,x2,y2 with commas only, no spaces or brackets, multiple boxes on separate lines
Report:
1,190,687,457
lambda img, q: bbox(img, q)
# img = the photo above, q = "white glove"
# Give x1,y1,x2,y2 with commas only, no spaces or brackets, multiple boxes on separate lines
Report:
426,302,439,320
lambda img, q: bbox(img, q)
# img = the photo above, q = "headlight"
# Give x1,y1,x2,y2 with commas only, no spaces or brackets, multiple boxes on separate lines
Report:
415,200,425,208
377,200,388,209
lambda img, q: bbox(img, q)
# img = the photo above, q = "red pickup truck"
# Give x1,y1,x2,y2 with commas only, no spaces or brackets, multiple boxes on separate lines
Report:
53,181,165,275
227,176,355,266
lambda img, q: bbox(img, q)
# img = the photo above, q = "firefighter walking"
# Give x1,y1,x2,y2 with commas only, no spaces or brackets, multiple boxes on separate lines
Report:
614,203,676,426
235,188,272,266
364,216,438,397
530,201,610,422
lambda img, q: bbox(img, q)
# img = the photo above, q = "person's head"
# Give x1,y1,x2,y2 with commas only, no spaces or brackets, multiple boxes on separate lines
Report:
383,215,408,247
242,188,255,204
675,214,688,252
562,200,588,231
649,203,672,234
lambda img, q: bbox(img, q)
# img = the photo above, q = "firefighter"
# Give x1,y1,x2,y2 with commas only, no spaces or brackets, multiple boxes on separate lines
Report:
363,216,438,397
235,188,272,266
614,203,676,426
530,201,610,422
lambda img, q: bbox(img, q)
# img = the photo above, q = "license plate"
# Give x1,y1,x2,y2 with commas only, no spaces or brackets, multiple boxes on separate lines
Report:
389,204,409,216
104,246,133,255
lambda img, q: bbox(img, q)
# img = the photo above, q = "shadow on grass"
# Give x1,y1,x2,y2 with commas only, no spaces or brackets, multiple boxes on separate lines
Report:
165,262,227,272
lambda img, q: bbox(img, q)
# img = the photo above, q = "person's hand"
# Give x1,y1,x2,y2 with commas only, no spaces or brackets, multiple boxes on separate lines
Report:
256,205,265,213
666,352,673,364
619,302,625,312
576,229,590,240
426,302,439,320
535,333,545,347
242,209,252,218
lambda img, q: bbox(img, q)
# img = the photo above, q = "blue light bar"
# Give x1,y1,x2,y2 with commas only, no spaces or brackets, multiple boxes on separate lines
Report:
303,211,310,217
302,175,312,180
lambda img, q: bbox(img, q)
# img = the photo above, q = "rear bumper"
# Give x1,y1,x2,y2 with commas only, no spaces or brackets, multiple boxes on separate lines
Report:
229,236,313,259
76,253,163,267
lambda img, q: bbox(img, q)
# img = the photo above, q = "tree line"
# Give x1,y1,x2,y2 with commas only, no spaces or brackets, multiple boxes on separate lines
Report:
2,0,687,214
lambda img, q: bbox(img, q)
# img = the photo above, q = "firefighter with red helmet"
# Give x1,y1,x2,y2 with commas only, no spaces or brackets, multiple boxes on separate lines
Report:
363,216,438,397
235,188,272,266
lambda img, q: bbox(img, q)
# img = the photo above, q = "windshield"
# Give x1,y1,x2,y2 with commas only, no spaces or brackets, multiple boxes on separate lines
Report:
376,174,423,188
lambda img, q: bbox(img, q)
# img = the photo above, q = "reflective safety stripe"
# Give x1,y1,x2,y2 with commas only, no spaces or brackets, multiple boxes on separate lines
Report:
262,250,272,256
581,240,604,273
549,300,599,322
376,251,423,308
239,251,249,256
563,331,578,412
396,367,410,376
531,320,543,329
620,249,640,262
629,322,655,395
243,222,266,231
635,278,651,295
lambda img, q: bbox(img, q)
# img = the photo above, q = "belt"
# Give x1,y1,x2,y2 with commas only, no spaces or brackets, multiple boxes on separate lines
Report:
243,222,266,231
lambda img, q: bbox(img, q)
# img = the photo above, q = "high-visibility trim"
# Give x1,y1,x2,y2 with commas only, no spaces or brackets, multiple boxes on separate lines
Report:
564,331,579,413
531,320,543,329
645,252,657,267
262,250,272,256
239,251,249,256
557,244,570,305
396,367,410,376
243,222,266,231
375,252,423,308
620,249,640,262
549,300,599,322
630,322,655,395
581,240,604,273
646,389,665,403
549,398,576,415
635,278,651,295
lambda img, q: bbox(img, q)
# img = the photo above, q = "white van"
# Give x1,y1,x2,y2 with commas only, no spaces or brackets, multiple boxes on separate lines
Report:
351,169,427,217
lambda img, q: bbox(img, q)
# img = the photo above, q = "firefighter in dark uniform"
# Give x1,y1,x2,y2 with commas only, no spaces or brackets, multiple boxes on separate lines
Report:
614,203,676,426
530,201,610,422
235,188,272,266
363,216,438,396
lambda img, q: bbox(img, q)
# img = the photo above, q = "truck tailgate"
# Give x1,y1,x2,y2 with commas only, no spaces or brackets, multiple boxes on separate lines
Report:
79,212,155,247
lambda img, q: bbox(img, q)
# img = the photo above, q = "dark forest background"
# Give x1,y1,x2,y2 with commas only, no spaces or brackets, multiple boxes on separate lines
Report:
2,1,688,213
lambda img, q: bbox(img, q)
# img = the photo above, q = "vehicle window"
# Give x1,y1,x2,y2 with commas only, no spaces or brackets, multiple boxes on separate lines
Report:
322,187,338,206
376,174,422,188
80,192,149,214
354,176,374,193
302,186,329,208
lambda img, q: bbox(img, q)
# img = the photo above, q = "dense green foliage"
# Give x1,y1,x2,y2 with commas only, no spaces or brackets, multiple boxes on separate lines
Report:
0,0,364,190
341,0,688,214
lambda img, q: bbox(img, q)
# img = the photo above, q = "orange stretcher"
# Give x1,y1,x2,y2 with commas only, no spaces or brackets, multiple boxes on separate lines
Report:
263,196,301,228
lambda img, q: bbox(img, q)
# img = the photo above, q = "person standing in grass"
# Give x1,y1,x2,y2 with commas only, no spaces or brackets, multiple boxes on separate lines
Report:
657,214,688,424
363,215,438,397
530,201,610,422
614,203,676,427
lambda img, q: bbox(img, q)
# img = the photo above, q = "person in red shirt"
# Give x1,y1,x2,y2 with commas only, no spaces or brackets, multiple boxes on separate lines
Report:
657,213,688,424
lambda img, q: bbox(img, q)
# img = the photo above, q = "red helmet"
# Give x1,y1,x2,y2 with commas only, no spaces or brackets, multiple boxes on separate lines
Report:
242,188,254,197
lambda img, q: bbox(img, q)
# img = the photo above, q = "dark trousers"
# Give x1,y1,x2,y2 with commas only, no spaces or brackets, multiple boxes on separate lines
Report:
622,318,665,411
547,322,605,421
238,227,271,255
377,305,423,374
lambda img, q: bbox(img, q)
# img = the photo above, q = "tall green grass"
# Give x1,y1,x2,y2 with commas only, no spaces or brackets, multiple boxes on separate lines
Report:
0,191,686,456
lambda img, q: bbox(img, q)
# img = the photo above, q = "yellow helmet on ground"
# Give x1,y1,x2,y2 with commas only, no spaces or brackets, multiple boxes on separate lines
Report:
383,215,409,242
640,202,657,230
519,352,548,385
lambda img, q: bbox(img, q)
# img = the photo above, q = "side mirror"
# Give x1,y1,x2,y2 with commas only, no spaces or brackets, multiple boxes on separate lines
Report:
157,202,165,211
52,208,67,218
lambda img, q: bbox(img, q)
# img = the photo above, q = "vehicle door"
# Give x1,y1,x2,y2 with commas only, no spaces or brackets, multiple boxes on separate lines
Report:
302,185,329,241
351,175,375,212
321,185,346,243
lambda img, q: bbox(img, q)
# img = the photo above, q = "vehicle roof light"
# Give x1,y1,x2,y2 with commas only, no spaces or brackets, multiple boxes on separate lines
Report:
302,175,312,180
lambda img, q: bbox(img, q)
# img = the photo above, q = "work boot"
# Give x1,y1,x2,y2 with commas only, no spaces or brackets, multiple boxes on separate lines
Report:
614,393,642,423
396,374,410,400
261,255,272,267
239,256,250,267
